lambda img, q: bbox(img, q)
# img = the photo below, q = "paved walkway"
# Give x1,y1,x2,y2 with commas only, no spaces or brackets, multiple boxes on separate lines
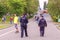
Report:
0,14,60,40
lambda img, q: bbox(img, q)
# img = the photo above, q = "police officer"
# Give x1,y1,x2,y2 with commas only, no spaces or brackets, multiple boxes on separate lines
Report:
38,16,47,37
20,14,28,38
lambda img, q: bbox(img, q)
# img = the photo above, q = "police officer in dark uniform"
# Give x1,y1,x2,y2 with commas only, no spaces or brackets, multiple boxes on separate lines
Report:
20,14,28,38
38,16,47,37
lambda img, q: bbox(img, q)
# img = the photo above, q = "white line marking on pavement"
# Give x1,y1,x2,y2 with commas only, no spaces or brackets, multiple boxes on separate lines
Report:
0,30,15,38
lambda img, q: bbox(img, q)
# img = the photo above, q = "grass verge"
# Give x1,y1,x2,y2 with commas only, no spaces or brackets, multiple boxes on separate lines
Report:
54,22,60,30
0,24,14,30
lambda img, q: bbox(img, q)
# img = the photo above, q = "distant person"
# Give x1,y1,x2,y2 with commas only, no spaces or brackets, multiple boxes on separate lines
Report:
2,17,4,23
38,16,47,37
10,16,13,24
2,16,6,23
36,16,39,23
34,13,39,21
20,14,28,38
35,15,39,23
14,14,19,33
34,13,37,21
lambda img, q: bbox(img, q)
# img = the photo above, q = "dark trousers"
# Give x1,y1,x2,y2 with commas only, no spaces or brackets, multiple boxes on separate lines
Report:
10,21,13,24
21,26,28,37
40,27,45,36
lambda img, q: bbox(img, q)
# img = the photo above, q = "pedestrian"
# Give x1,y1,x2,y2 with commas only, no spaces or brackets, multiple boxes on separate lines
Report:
36,16,39,23
2,16,4,23
38,16,47,37
10,16,13,24
20,14,28,38
2,16,6,23
14,14,19,33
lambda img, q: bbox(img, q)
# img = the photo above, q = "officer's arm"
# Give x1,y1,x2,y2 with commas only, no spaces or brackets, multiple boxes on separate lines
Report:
26,19,28,23
45,20,47,27
38,20,41,27
20,18,22,23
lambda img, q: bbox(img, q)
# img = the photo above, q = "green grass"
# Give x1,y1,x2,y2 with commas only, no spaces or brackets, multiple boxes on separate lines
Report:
0,24,14,29
0,26,7,29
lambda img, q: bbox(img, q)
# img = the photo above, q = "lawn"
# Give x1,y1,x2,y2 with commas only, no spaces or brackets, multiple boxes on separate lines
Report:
0,24,14,30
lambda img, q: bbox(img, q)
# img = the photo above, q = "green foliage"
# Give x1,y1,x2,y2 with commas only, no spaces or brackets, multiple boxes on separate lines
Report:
26,0,38,14
0,0,39,17
48,0,60,22
0,4,8,17
8,0,27,15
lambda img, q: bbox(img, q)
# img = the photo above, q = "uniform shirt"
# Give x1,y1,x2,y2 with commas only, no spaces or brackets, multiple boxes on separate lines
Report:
38,18,47,27
20,16,28,27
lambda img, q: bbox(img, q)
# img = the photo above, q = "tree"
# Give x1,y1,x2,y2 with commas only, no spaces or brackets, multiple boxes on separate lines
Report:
26,0,39,14
0,0,39,17
0,3,8,17
48,0,60,22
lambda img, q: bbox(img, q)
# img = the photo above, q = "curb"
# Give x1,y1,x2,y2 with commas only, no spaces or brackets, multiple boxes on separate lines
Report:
56,26,60,30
